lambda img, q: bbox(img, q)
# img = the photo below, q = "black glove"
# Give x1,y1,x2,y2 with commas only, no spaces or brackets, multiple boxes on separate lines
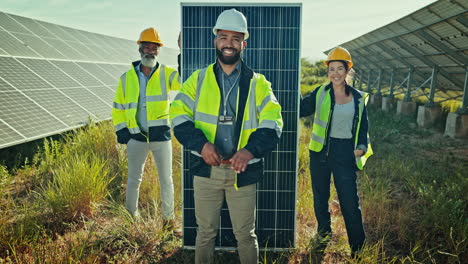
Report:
116,128,131,144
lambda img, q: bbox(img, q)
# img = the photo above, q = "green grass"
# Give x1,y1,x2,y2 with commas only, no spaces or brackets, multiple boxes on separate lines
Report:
0,106,467,263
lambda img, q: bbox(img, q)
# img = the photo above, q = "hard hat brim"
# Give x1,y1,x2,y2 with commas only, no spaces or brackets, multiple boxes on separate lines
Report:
213,28,249,40
137,40,164,47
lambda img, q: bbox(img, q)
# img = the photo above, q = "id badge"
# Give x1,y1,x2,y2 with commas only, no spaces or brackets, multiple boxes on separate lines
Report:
219,115,234,125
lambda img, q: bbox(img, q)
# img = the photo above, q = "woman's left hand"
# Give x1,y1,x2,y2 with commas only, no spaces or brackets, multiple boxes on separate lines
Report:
354,149,365,157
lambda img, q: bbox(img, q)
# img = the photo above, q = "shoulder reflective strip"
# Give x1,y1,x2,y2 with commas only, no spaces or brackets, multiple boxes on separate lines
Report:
195,111,218,124
159,65,168,98
177,75,181,83
114,122,127,131
257,94,271,114
113,102,126,110
194,68,208,118
311,133,325,144
174,93,195,110
258,119,282,137
148,119,170,126
147,95,167,102
169,70,177,86
172,115,193,126
120,73,127,97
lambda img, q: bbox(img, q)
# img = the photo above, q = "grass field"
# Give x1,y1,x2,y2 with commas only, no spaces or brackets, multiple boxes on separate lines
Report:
0,105,467,263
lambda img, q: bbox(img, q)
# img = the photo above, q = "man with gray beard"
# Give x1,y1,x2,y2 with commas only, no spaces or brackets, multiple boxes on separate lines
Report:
112,27,181,236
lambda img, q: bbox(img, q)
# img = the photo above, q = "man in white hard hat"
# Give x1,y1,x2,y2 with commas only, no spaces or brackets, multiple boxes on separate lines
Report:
170,9,283,264
112,27,181,236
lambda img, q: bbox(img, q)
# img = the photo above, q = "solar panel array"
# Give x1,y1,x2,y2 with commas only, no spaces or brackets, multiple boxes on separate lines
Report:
0,11,178,149
332,0,468,108
181,3,301,250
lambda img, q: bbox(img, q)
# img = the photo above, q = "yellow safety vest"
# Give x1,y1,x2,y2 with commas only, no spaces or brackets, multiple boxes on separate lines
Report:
170,63,283,151
112,64,180,134
309,85,373,170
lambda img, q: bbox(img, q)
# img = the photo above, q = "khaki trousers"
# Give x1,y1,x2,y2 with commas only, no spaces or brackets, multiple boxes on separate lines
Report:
194,165,258,264
126,139,174,219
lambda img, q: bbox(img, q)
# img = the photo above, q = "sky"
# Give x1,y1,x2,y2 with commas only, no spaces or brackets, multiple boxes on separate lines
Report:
1,0,437,62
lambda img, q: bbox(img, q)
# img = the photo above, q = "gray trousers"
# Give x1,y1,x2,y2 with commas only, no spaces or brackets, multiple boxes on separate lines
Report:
126,139,174,219
194,166,258,264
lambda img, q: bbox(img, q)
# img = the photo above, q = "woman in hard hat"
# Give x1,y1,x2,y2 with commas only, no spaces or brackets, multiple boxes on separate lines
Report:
300,46,373,257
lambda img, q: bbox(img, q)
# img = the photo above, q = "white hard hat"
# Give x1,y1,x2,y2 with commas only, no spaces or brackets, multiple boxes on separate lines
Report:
213,8,249,40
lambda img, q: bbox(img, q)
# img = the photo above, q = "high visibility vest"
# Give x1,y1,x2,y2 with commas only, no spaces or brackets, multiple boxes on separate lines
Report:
112,64,180,134
309,85,373,170
170,63,283,152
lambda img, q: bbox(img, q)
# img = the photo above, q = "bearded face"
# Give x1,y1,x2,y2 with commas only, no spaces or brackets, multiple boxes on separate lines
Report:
216,46,241,65
214,30,246,65
139,42,159,68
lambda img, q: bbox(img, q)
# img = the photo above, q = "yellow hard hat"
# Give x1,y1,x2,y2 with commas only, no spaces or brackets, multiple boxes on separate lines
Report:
137,27,163,46
324,46,353,69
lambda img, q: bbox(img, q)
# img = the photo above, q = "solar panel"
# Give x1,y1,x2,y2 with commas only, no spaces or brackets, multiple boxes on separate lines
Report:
0,120,24,147
16,58,81,88
13,33,66,59
0,91,67,138
7,14,57,38
181,3,301,250
59,88,111,119
76,62,117,85
0,12,31,34
0,30,39,57
0,11,178,149
0,57,50,90
23,89,93,126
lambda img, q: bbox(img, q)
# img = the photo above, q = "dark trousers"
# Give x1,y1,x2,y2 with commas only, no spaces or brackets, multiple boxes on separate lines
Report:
309,138,365,253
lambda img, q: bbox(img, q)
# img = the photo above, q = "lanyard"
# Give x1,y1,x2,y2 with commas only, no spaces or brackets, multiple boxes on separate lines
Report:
221,70,241,116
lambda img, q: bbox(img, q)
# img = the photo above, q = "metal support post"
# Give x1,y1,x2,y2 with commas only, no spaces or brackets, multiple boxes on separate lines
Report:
426,65,438,107
359,70,364,90
376,69,382,95
389,69,395,98
367,70,372,93
458,69,468,114
404,67,414,102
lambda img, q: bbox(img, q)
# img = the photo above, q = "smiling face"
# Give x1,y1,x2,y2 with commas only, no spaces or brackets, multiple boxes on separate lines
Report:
139,42,159,68
327,60,349,87
214,29,246,65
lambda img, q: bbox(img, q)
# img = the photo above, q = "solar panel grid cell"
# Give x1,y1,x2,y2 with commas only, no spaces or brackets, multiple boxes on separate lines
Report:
59,88,111,120
13,33,66,59
0,119,24,145
40,37,87,60
76,62,118,85
0,57,51,90
17,58,81,88
50,60,103,87
0,30,40,57
0,12,31,34
24,89,92,126
0,91,67,138
8,14,57,38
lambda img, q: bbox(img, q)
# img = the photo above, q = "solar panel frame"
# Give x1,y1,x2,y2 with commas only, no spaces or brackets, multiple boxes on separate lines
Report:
180,3,301,250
